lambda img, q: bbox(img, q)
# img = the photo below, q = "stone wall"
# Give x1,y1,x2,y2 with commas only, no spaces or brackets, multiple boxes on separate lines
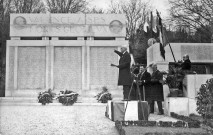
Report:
6,14,128,97
147,43,213,65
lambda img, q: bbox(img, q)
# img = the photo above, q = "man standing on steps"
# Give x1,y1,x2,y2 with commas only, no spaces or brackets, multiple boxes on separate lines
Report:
111,47,132,100
150,64,164,115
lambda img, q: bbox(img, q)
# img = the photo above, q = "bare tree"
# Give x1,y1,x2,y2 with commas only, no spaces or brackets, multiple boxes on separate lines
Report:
108,0,122,14
0,0,14,96
169,0,213,34
11,0,46,13
108,0,152,40
46,0,88,13
85,6,105,14
107,0,152,63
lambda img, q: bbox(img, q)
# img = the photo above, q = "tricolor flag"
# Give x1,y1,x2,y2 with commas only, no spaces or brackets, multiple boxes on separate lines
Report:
143,22,149,33
157,11,166,60
152,16,158,33
106,101,149,121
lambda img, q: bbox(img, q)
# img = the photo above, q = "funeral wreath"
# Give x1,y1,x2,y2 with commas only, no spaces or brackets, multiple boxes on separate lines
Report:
57,90,79,106
38,89,55,105
95,86,112,103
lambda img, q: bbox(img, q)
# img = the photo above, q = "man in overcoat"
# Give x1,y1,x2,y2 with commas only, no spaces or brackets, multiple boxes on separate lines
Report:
150,64,164,115
111,47,132,100
138,65,151,101
181,54,191,71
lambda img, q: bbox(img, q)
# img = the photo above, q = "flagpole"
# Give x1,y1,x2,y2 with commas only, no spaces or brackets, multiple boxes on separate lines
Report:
165,34,177,63
156,10,176,63
150,11,153,38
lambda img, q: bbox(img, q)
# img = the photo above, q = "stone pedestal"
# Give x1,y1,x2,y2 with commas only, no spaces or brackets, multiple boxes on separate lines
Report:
183,74,213,98
164,97,198,116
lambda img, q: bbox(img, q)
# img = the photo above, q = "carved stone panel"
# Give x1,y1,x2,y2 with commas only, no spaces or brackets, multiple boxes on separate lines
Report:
90,47,118,86
54,47,82,91
18,47,46,89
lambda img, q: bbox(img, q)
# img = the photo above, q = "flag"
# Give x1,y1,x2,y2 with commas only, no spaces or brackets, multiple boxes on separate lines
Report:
143,22,149,33
149,12,159,38
150,12,154,38
157,11,166,60
152,16,158,33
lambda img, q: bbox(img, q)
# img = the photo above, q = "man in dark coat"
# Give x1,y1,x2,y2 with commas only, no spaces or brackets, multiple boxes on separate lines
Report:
111,47,132,100
138,65,151,101
181,54,191,71
150,64,164,115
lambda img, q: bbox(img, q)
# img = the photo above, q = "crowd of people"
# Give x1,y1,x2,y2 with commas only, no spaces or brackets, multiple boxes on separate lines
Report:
111,47,191,115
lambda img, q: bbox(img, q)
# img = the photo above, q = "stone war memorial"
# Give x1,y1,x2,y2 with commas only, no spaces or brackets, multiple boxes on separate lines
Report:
147,43,213,116
6,14,128,98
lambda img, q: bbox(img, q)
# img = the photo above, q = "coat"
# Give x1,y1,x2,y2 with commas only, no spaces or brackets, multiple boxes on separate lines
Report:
181,59,191,70
114,50,132,86
139,70,151,101
150,70,164,101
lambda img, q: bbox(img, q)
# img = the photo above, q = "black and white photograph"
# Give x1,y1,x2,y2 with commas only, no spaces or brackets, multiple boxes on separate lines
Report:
0,0,213,134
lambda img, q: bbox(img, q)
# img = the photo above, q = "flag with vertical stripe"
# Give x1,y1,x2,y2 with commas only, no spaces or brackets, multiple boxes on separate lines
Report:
157,11,166,60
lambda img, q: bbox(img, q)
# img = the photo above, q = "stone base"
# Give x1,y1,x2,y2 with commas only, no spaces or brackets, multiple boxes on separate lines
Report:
164,97,199,116
4,88,123,103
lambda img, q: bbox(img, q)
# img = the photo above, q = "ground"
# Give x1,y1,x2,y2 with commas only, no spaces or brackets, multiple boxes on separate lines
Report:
1,103,207,135
0,104,118,135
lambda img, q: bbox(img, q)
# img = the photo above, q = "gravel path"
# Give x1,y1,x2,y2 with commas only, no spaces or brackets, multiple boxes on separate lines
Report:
0,105,118,135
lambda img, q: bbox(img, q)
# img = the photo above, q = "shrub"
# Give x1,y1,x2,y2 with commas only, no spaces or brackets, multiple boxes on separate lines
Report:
196,78,213,120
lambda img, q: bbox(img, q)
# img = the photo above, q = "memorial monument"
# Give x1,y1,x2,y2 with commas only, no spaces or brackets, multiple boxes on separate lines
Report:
6,14,128,98
147,43,213,116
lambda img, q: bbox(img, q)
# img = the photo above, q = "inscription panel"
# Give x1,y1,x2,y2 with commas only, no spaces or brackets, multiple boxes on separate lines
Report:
54,47,82,90
10,14,126,37
181,45,213,62
181,45,196,61
90,47,118,86
86,14,126,37
18,47,46,89
194,46,210,60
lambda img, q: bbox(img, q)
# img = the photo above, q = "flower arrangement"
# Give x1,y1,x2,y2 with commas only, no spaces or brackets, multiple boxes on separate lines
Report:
162,66,183,89
162,66,184,97
57,90,79,106
38,89,55,105
95,86,112,103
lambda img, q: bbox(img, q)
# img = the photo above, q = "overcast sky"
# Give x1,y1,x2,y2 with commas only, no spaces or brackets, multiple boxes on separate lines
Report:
87,0,170,17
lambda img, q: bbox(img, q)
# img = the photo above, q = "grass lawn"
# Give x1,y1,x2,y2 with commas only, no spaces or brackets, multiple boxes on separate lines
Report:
123,126,210,135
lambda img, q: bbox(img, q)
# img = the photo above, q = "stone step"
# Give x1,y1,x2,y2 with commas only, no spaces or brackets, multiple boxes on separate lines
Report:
6,89,123,98
0,102,107,106
0,97,122,105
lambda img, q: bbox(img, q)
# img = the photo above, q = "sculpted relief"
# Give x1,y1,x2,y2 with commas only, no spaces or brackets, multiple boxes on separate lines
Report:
11,14,125,36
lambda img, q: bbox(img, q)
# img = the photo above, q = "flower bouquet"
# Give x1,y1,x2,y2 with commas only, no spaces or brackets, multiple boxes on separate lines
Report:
162,66,183,97
57,90,79,106
38,89,55,105
95,86,112,103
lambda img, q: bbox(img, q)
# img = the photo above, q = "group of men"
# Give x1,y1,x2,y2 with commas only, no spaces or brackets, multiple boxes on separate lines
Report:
111,47,164,115
111,47,191,115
